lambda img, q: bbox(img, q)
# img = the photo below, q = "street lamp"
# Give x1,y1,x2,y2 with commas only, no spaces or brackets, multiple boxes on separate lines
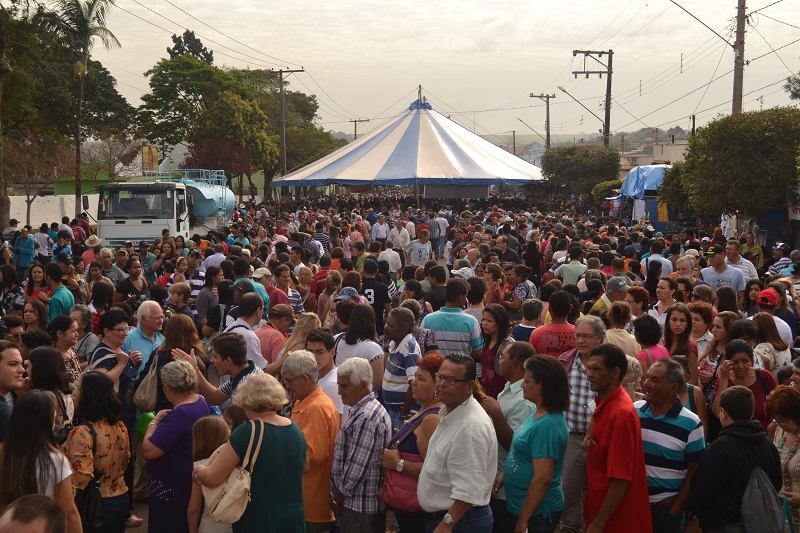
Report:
557,86,607,146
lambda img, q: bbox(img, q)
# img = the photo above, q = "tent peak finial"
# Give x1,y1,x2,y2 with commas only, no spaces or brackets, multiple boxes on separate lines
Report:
410,98,432,110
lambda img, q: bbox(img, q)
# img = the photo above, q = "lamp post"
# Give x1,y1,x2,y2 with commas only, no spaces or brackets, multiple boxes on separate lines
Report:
557,86,607,146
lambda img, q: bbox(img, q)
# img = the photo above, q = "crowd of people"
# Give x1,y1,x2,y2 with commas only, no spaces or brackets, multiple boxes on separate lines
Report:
0,199,799,533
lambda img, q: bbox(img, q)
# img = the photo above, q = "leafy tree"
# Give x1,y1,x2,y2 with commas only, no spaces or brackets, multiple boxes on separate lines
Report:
167,30,213,64
786,68,800,101
82,131,139,188
679,107,800,243
591,179,623,206
52,0,121,217
138,55,247,150
540,145,620,195
657,162,691,211
184,139,251,181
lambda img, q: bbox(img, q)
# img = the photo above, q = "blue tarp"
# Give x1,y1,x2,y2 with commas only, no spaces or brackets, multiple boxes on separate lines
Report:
619,164,671,198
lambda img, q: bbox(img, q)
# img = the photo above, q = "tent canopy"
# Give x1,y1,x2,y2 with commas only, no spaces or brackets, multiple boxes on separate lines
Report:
271,98,544,188
619,164,671,199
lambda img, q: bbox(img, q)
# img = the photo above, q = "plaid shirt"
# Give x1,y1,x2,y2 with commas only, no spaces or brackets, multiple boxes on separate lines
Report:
330,393,391,514
565,356,593,434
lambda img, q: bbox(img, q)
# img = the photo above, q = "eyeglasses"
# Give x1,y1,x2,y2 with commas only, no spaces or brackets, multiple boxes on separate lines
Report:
6,333,21,339
575,333,597,340
282,375,304,388
111,327,129,334
434,373,471,385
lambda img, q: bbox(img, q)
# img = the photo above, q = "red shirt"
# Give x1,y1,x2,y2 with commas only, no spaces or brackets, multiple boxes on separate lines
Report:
265,284,291,309
529,323,576,357
310,268,331,299
585,385,652,533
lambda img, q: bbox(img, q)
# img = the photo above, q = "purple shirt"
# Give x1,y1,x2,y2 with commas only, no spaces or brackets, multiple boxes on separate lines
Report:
146,396,211,504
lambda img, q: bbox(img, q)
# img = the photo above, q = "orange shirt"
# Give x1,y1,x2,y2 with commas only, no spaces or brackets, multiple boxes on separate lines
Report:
291,386,340,523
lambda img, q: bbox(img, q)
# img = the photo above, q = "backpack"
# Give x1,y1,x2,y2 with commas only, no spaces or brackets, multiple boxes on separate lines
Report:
202,304,226,361
740,466,782,532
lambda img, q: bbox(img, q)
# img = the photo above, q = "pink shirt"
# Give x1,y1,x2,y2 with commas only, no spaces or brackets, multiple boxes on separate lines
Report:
635,344,670,367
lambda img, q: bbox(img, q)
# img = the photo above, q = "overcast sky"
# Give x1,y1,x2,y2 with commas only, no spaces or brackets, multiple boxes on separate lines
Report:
92,0,800,141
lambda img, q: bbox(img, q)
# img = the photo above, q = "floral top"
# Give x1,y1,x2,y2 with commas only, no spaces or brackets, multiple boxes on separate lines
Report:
63,348,82,386
65,419,130,497
2,285,25,315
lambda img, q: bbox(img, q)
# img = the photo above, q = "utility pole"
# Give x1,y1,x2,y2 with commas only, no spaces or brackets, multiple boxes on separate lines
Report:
511,130,516,155
571,49,613,146
732,0,746,114
530,93,556,148
279,68,304,176
350,119,369,140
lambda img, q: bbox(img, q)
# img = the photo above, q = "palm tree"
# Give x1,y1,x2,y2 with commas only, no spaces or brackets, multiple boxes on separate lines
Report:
53,0,120,217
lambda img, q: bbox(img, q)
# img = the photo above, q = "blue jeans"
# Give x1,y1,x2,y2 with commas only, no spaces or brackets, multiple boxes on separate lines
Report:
90,494,128,533
504,509,561,533
649,504,685,533
424,506,493,533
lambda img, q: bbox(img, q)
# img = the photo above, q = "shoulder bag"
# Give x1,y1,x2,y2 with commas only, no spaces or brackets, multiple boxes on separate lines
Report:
74,423,106,529
203,419,264,523
52,391,73,446
380,407,439,513
133,351,160,412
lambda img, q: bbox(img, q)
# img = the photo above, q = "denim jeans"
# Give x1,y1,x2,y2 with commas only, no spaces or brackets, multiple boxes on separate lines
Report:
89,494,128,533
424,505,493,533
504,509,562,533
649,504,685,533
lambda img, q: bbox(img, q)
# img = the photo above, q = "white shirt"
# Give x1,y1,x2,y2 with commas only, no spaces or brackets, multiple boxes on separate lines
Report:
333,334,384,365
204,252,227,269
225,318,267,369
378,249,403,274
389,227,411,250
418,396,498,511
748,314,794,348
38,452,71,498
726,256,759,281
319,367,349,427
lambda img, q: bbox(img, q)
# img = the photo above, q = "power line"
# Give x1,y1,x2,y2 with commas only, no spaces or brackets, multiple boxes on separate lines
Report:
127,0,288,69
748,35,800,63
756,11,800,31
668,0,734,47
609,3,674,48
692,41,730,115
748,18,795,74
160,0,302,68
748,0,784,16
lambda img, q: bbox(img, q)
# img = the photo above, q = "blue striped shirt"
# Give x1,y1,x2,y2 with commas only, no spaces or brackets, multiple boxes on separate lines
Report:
634,400,706,502
421,307,484,356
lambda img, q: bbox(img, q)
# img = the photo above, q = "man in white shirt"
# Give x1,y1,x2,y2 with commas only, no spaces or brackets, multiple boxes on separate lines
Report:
725,240,758,281
224,292,267,369
378,240,403,281
204,243,227,269
370,214,391,246
418,353,497,532
306,328,345,420
389,222,411,251
642,240,673,276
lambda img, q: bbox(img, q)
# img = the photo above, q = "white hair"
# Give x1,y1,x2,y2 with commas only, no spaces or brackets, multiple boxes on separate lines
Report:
282,350,319,384
338,358,373,391
137,300,161,321
99,247,113,258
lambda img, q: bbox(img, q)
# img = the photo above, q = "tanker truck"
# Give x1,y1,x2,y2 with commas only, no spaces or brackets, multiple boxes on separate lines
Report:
85,169,236,249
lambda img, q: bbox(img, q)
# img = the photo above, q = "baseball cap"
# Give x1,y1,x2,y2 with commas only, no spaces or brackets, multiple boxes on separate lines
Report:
56,252,72,263
363,260,378,274
450,267,475,279
683,249,700,258
188,248,202,256
757,288,780,307
705,245,725,256
335,286,359,301
607,276,630,293
774,242,790,253
252,267,271,280
701,237,711,243
268,304,295,322
138,240,150,247
623,245,637,256
233,280,255,293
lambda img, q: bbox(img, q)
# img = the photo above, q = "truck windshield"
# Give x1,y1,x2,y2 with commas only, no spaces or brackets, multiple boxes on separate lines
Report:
98,189,174,219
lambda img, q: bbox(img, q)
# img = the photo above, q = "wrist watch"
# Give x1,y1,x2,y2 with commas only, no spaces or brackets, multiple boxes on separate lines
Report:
443,513,455,525
395,459,405,472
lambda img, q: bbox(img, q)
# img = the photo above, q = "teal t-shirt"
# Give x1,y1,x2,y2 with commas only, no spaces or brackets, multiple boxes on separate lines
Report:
504,411,569,517
48,285,75,322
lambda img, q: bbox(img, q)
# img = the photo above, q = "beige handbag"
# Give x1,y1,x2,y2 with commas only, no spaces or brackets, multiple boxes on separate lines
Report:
133,351,159,412
202,420,264,523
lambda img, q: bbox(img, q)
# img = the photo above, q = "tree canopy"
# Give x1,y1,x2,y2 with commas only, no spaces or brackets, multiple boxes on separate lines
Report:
167,29,213,64
540,145,620,195
666,107,800,242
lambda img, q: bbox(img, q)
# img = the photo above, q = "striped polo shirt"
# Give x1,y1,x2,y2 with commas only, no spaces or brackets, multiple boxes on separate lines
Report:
421,307,484,356
634,400,706,503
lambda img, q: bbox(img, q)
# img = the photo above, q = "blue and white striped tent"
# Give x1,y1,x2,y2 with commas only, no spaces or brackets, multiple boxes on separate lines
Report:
271,99,544,188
